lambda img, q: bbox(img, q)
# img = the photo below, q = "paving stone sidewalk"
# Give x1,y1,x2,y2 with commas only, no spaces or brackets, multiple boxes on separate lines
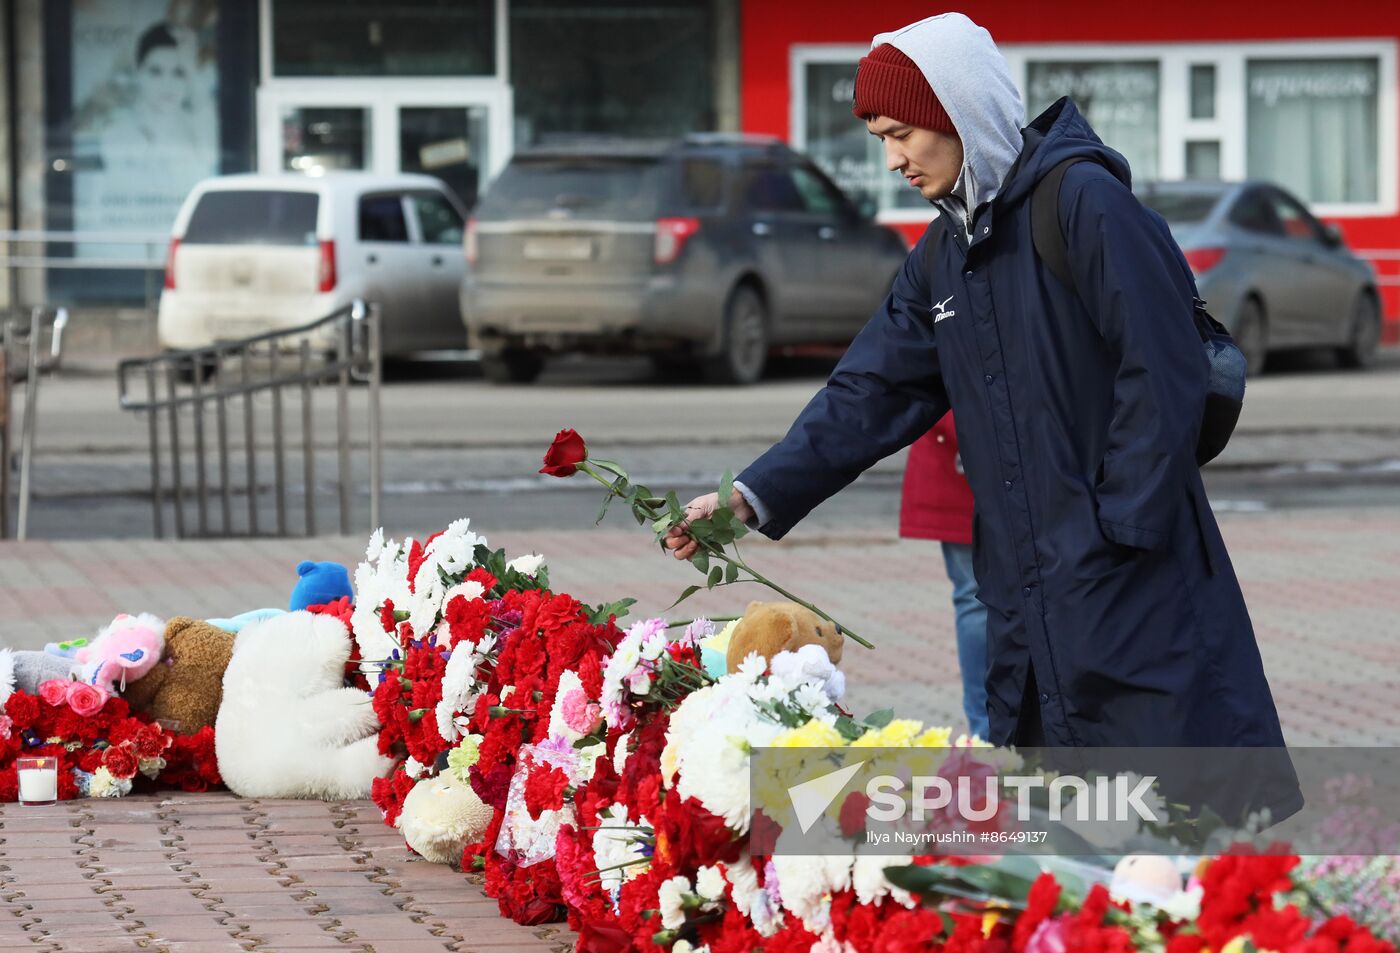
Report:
0,794,572,953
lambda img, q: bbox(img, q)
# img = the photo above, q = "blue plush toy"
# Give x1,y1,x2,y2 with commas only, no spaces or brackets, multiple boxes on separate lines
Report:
206,608,286,634
289,560,354,612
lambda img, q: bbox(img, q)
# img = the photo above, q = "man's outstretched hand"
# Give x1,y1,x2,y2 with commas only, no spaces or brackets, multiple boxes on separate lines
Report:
663,489,755,561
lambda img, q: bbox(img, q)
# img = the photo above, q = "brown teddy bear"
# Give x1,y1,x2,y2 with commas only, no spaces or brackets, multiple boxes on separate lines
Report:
122,617,235,732
725,601,844,674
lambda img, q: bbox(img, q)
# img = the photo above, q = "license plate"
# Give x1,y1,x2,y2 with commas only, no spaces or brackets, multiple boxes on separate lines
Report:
522,237,594,261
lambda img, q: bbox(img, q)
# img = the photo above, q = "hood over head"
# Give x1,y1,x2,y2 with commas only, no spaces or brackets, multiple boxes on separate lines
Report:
870,13,1024,213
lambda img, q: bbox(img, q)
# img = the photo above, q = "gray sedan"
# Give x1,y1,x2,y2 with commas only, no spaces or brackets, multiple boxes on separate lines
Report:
1136,180,1382,374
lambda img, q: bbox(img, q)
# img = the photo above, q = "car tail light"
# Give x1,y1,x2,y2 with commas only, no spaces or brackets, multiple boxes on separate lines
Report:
465,217,479,265
1184,246,1226,276
163,238,180,291
654,217,701,265
318,239,337,292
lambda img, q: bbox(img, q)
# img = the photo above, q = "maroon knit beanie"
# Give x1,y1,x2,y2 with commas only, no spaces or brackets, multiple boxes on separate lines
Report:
852,43,955,134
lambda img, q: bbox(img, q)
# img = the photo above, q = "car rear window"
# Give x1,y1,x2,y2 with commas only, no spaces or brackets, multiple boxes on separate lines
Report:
1138,191,1220,225
183,190,320,245
475,157,663,220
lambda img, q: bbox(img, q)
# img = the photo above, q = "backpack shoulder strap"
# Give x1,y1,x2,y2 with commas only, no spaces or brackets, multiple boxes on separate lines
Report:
1031,156,1093,290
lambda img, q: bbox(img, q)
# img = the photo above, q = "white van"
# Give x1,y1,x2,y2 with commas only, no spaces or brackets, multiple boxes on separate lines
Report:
158,173,469,357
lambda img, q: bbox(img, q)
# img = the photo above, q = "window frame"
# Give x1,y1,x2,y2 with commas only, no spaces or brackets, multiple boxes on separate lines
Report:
791,38,1397,221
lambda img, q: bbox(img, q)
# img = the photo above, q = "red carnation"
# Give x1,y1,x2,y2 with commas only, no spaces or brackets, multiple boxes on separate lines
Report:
839,790,871,839
523,764,570,820
539,429,587,477
104,744,139,781
4,692,39,728
379,599,397,633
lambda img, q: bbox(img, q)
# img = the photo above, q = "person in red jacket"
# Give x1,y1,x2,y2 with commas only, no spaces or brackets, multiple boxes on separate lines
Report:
900,413,988,740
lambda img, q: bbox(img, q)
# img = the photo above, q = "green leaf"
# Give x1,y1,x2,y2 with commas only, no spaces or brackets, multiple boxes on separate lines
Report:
590,458,629,482
718,470,735,507
665,490,684,522
863,708,895,729
586,598,637,625
707,565,723,589
666,585,702,610
690,551,710,574
595,493,615,526
724,561,739,584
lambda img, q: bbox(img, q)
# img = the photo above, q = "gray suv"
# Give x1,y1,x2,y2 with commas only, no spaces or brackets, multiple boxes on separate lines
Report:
460,135,909,384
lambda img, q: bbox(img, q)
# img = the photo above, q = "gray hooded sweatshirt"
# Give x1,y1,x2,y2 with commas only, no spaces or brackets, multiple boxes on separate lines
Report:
871,13,1026,240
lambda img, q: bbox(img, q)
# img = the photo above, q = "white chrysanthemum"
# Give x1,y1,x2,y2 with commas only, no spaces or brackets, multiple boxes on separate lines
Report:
547,669,587,742
613,731,633,776
443,579,486,610
724,858,783,937
365,527,385,562
695,865,726,902
771,855,853,933
851,853,916,908
404,757,427,779
351,533,413,669
506,553,545,576
658,875,691,930
591,803,650,894
668,680,784,832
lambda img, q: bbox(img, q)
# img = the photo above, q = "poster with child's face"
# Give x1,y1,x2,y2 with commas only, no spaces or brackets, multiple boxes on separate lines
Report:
70,0,220,254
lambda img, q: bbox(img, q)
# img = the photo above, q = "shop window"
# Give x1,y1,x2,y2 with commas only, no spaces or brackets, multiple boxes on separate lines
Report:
1190,64,1217,120
271,0,495,77
1026,60,1160,181
509,0,714,145
359,195,409,243
1246,57,1380,204
281,107,367,173
1186,141,1222,180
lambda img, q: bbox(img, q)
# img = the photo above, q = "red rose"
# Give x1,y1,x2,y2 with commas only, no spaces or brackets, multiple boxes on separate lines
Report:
104,745,139,780
539,429,587,477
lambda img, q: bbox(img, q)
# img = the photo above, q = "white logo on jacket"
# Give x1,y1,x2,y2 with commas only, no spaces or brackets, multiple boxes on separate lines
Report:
932,295,957,323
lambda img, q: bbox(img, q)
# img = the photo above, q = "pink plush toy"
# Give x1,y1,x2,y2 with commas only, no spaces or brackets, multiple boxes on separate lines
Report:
75,613,165,694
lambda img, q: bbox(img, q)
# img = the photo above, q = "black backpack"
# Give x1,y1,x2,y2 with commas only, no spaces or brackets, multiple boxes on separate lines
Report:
1030,157,1245,466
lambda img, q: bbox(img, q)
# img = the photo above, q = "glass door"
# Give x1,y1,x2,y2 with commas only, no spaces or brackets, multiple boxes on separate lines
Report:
258,83,513,208
398,105,491,209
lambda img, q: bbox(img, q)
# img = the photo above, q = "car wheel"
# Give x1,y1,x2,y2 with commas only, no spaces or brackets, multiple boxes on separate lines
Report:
1234,297,1268,378
1337,292,1381,370
481,349,544,385
702,285,768,386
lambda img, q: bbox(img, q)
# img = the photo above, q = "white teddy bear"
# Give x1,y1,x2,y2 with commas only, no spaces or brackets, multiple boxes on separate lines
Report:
397,771,495,864
215,610,393,799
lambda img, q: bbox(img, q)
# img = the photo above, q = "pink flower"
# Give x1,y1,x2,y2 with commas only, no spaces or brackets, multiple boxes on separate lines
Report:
66,682,108,717
560,689,602,735
0,715,11,739
1025,917,1070,953
38,680,70,706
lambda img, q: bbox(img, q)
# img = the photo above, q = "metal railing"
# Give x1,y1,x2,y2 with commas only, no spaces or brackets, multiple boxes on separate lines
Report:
1,230,168,310
0,307,69,540
116,301,383,539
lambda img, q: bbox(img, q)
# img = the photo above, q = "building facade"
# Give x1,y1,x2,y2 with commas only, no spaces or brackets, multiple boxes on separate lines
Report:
1,0,737,308
741,0,1400,338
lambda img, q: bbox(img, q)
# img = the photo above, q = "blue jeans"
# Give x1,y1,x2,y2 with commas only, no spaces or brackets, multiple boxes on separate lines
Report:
942,541,990,740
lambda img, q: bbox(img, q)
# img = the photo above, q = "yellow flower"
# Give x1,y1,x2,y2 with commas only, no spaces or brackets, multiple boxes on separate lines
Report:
914,726,954,748
851,719,925,748
773,719,846,749
1221,937,1278,953
701,620,739,656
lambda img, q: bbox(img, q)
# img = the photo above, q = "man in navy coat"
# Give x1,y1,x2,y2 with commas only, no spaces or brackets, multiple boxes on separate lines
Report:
666,13,1300,821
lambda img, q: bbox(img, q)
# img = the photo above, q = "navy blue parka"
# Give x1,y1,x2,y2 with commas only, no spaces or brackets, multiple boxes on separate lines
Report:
738,100,1296,796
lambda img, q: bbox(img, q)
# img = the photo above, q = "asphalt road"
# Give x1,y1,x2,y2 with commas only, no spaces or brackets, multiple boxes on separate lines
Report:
10,347,1400,540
